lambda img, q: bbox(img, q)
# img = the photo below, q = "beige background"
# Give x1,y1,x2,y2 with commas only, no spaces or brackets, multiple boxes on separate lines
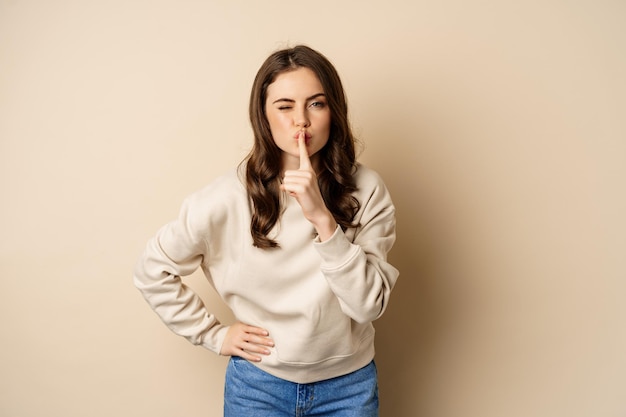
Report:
1,1,625,416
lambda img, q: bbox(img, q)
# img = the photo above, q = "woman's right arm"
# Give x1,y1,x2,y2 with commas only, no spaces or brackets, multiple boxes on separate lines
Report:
133,194,274,360
133,197,230,353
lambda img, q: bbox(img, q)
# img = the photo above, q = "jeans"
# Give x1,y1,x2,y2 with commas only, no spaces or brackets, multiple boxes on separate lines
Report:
224,357,379,417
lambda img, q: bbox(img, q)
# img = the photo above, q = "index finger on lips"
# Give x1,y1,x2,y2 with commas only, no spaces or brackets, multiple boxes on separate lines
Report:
298,130,311,170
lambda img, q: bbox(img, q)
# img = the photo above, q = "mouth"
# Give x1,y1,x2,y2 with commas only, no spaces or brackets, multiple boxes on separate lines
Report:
294,131,312,140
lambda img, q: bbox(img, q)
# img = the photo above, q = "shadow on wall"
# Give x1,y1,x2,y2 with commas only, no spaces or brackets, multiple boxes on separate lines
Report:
367,122,453,417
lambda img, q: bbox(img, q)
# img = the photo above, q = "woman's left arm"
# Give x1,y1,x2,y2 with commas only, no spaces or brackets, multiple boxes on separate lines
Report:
313,173,399,323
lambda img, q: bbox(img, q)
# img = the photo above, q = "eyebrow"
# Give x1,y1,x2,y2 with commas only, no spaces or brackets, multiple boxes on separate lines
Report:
272,93,326,105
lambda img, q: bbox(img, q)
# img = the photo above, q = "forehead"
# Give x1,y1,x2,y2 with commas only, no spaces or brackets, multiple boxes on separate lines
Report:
266,67,324,99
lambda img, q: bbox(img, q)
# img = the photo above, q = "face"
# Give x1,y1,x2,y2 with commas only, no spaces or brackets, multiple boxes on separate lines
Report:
265,67,331,171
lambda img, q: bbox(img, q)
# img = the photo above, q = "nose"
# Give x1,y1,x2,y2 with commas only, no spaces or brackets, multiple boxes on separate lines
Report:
294,105,310,128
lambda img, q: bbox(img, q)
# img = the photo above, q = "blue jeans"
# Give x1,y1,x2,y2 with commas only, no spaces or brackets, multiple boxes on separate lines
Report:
224,357,379,417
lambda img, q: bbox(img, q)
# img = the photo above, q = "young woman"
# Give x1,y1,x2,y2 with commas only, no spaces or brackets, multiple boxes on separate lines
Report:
134,45,399,416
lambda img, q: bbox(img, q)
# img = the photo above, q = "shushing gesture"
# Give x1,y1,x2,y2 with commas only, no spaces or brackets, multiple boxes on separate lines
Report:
280,130,337,241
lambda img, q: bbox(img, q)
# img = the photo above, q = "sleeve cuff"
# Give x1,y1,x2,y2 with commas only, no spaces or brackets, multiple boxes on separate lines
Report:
313,225,359,270
200,324,229,355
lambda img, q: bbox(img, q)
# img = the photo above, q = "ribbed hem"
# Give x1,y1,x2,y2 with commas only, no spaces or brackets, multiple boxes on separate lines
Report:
249,329,375,384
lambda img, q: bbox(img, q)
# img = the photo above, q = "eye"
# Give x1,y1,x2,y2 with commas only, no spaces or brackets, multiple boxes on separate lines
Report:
309,101,326,109
278,105,293,111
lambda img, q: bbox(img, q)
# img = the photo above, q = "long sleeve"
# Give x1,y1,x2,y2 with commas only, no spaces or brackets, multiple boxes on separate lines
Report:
133,196,229,353
133,167,396,383
313,167,399,324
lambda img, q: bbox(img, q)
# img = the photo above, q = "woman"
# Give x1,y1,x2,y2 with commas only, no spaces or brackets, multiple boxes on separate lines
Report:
134,45,399,416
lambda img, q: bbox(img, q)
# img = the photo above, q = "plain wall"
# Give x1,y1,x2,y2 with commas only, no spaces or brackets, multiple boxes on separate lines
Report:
1,1,625,416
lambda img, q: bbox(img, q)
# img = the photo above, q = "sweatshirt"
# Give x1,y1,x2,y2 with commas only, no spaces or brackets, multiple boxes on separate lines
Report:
133,163,399,384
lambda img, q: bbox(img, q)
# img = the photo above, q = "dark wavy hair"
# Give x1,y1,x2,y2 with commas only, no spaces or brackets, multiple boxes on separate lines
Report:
242,45,360,249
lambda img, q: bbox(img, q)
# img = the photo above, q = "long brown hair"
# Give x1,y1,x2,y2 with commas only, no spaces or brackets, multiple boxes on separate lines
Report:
243,45,360,248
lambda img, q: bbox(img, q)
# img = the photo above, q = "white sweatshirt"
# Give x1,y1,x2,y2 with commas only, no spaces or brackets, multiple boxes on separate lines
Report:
133,163,399,384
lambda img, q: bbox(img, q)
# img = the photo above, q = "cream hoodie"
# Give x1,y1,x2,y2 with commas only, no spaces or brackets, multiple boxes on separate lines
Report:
133,163,398,384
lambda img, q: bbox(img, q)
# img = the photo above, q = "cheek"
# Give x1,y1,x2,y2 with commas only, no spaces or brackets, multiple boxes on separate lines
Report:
320,111,331,126
267,113,289,132
319,114,332,134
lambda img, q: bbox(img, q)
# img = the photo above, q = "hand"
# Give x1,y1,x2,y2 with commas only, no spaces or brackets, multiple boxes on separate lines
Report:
220,322,274,362
280,130,337,241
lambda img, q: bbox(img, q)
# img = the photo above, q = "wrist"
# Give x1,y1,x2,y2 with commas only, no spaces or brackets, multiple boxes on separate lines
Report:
312,211,337,242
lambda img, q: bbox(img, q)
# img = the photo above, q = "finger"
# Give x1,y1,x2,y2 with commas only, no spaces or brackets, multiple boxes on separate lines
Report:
239,340,272,362
298,130,312,170
247,334,275,347
243,324,270,337
235,343,264,362
241,325,274,347
240,350,264,362
239,341,270,355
